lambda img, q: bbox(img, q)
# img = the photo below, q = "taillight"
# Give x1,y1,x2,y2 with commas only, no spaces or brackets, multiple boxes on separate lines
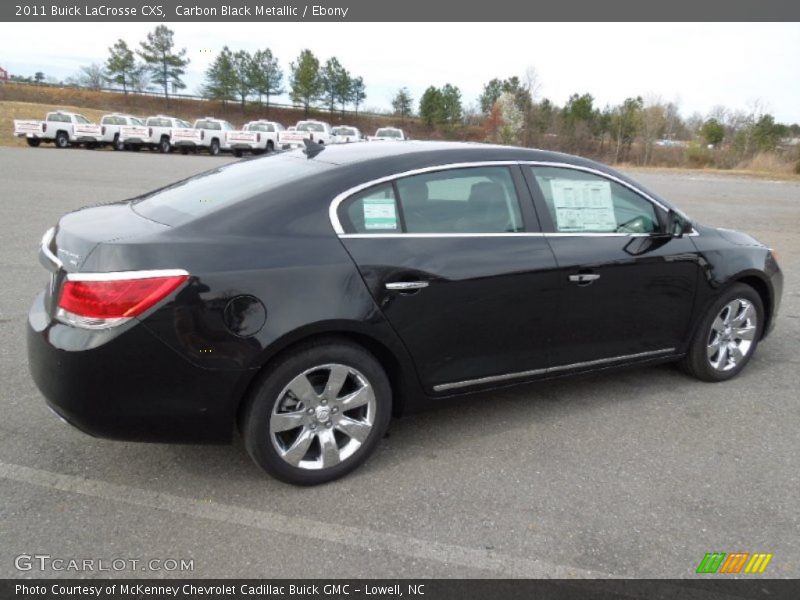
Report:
149,127,153,137
201,130,205,140
43,123,47,132
101,126,106,135
257,133,261,142
56,271,188,329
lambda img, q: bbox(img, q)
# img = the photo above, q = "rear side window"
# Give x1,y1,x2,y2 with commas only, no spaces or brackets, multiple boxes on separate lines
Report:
132,154,334,226
339,167,525,234
397,167,523,233
344,184,400,233
529,166,660,234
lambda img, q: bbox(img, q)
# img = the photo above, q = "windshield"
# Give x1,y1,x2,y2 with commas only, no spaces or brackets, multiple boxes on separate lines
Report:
376,129,401,138
131,153,334,226
298,122,324,132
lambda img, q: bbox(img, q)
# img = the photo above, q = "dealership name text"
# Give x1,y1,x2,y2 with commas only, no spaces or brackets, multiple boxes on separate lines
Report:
16,584,416,596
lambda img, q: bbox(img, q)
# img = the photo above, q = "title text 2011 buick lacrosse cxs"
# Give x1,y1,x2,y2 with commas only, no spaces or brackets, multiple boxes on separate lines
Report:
27,142,783,484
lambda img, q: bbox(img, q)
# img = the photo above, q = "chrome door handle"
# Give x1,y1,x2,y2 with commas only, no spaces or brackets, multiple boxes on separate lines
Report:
385,281,429,291
569,274,601,284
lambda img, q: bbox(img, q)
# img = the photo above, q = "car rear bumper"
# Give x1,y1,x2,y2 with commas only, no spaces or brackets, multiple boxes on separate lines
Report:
27,292,243,443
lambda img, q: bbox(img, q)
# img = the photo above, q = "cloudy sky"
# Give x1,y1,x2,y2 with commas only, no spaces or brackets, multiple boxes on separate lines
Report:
1,22,798,122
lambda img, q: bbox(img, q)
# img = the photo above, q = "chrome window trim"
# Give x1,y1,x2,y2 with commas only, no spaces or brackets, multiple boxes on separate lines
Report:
329,161,519,235
329,160,689,237
433,347,676,392
65,269,189,282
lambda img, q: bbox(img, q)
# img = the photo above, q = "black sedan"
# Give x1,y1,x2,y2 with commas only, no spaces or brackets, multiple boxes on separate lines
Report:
28,141,783,484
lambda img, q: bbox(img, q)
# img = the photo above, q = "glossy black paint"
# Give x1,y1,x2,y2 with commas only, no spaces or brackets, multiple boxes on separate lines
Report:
27,142,783,442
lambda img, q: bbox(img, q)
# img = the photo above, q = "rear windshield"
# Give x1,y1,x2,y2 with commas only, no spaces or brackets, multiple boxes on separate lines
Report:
376,129,401,138
131,153,334,226
298,122,324,132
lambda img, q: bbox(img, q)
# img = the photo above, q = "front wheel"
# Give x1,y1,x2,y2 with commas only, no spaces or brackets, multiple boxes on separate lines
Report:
242,340,392,485
679,283,763,382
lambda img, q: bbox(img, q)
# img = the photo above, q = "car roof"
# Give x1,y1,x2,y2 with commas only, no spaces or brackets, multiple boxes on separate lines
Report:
303,140,585,167
295,141,675,210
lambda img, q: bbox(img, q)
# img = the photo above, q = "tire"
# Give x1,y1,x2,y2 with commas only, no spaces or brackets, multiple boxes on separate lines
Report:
113,134,124,151
130,144,141,152
55,132,69,149
180,147,189,155
26,138,41,147
158,137,171,153
242,339,392,485
266,140,274,153
679,283,764,382
234,149,243,158
209,139,220,156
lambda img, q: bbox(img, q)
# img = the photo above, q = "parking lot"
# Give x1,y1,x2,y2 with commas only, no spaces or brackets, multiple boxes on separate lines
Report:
0,146,798,578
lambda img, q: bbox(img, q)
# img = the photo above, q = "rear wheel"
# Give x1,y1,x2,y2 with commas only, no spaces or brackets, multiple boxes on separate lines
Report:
266,140,275,153
243,340,391,485
233,149,243,158
179,147,189,155
679,283,763,382
158,137,171,153
209,139,221,156
113,134,124,151
26,138,41,147
55,132,69,149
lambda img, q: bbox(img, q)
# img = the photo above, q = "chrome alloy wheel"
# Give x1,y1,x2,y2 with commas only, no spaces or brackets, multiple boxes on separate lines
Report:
707,298,758,371
270,364,376,470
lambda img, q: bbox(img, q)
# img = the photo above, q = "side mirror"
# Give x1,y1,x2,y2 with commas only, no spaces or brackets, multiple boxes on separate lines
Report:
667,210,691,237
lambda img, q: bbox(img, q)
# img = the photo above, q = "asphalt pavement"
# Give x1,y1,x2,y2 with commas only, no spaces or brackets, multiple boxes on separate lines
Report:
0,147,798,578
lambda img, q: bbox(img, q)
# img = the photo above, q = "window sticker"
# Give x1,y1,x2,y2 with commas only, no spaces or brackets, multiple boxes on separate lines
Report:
363,197,398,230
550,179,616,232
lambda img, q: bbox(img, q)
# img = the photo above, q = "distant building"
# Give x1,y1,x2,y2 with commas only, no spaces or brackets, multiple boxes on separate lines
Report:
0,66,9,83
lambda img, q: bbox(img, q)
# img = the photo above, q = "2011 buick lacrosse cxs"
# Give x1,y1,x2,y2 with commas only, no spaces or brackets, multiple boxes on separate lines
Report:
28,141,783,484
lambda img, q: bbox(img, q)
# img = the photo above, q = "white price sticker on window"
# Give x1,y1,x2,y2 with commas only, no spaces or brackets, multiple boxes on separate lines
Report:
363,197,398,230
551,179,616,232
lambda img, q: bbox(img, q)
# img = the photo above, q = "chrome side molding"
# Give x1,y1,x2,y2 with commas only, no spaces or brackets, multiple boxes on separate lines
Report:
433,347,676,392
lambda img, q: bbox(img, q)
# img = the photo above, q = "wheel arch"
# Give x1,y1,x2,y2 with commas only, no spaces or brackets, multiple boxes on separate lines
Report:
234,323,420,432
733,271,773,339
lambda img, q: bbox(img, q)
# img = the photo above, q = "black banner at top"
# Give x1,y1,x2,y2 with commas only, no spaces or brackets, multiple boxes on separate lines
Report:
2,0,800,22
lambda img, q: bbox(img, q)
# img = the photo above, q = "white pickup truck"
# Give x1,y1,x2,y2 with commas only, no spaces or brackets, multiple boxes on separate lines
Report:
100,114,146,151
368,127,409,141
123,115,193,153
225,120,285,157
172,117,234,156
279,120,338,149
13,111,103,149
332,126,365,143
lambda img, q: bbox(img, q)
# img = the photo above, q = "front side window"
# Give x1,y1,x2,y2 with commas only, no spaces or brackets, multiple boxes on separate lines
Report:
529,167,660,234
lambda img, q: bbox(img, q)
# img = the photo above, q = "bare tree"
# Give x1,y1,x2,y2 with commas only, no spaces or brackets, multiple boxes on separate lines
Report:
78,63,105,89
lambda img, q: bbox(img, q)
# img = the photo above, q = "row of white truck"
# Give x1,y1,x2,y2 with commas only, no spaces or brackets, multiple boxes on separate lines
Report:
13,111,409,156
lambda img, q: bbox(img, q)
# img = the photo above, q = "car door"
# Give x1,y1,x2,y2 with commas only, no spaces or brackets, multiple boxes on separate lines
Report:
335,164,561,393
524,164,700,367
